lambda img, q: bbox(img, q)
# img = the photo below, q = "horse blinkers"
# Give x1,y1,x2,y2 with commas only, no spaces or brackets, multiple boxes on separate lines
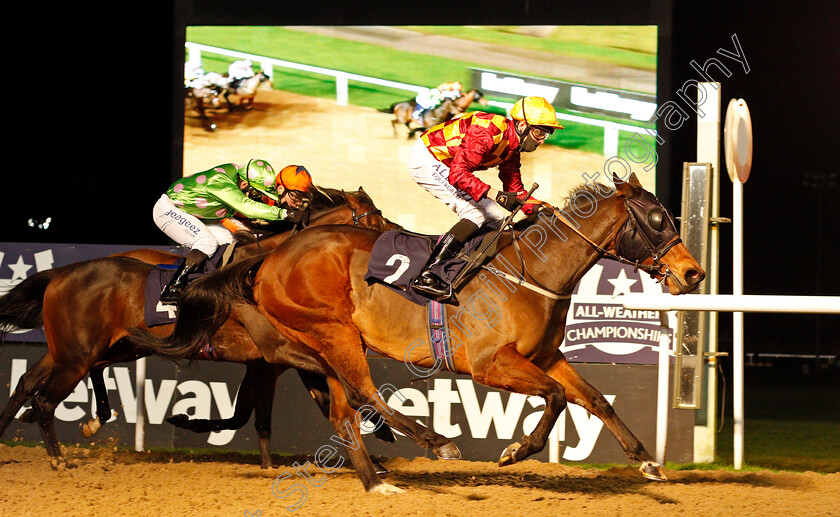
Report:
615,192,681,265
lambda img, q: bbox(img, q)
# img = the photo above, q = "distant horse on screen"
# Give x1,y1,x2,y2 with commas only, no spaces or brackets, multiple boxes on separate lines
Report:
382,88,487,138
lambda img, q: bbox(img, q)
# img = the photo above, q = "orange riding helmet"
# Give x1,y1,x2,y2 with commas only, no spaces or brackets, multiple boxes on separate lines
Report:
275,165,313,194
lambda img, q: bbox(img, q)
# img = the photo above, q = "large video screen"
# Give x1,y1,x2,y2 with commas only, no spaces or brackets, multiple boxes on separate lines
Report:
182,26,658,234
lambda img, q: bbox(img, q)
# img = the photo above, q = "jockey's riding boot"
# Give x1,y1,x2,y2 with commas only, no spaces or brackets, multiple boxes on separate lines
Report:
411,219,479,302
159,249,209,305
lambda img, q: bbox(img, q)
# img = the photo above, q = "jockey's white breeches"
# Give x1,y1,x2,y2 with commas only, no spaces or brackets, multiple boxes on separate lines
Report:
406,139,505,228
152,194,233,257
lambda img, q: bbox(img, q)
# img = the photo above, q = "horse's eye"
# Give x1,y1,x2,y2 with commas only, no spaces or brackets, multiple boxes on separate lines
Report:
647,208,666,231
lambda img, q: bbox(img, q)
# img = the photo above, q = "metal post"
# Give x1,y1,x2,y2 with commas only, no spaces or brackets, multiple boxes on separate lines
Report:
655,310,671,464
695,82,721,462
732,178,744,469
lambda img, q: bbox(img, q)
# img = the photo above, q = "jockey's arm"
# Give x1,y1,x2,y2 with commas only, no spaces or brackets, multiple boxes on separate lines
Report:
447,129,495,201
212,185,285,221
498,158,537,214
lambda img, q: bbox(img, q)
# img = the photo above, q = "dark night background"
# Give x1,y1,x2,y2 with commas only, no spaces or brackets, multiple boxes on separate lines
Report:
8,1,839,360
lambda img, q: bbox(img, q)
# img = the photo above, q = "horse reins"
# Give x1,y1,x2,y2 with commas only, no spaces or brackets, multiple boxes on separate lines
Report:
536,200,680,282
351,207,382,226
489,197,680,302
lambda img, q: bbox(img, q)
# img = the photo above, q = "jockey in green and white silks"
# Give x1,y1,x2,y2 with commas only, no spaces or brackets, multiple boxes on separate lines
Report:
412,81,464,124
153,159,313,304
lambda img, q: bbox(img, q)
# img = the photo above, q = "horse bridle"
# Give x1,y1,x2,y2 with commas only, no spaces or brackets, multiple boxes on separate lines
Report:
498,194,681,300
543,196,681,281
351,207,382,226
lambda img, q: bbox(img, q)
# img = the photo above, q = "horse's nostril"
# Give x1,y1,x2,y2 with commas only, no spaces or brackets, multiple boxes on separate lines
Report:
686,269,705,285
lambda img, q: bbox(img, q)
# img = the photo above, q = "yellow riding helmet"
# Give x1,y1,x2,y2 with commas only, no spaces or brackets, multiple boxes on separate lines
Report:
509,97,565,129
276,165,313,194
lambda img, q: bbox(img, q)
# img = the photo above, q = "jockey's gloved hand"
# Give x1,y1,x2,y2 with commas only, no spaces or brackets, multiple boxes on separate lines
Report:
494,191,526,212
285,207,309,225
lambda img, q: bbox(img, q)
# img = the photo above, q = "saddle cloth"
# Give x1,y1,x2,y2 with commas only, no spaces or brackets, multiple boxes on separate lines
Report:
143,244,231,326
363,229,490,306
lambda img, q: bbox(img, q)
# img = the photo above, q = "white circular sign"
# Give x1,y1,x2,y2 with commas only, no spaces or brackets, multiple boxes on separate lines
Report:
724,98,753,183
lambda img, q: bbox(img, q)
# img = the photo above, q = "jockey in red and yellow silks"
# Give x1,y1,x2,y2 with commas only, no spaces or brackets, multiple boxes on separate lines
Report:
407,96,564,302
420,111,533,212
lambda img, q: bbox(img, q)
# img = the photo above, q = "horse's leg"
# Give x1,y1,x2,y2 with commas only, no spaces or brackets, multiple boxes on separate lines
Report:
322,372,402,494
295,368,395,443
167,363,262,433
246,299,455,458
295,368,393,474
82,366,112,437
251,361,282,469
544,353,665,481
196,100,216,131
309,336,459,459
472,344,567,466
29,363,89,467
0,354,53,435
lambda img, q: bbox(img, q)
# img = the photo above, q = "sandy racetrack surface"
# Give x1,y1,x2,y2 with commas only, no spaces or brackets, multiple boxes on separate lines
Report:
1,444,838,516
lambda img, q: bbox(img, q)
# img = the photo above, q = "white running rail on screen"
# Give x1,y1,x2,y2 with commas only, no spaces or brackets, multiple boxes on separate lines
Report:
184,42,654,157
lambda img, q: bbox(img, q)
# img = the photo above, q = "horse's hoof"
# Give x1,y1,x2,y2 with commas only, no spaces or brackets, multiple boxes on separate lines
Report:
373,423,396,443
368,482,405,495
82,418,101,438
373,460,390,475
433,442,461,460
18,409,35,423
639,461,667,481
498,442,521,467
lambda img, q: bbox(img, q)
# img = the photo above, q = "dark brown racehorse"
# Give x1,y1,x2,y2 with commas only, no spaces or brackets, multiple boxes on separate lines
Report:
383,88,487,139
131,173,705,493
0,187,396,469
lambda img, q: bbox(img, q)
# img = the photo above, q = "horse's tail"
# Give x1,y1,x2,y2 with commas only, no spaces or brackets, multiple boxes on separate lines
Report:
377,104,396,113
127,255,266,360
0,268,61,336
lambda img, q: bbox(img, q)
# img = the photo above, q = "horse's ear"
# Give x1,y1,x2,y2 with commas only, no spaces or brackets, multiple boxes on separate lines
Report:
628,172,643,188
613,172,637,198
358,186,365,192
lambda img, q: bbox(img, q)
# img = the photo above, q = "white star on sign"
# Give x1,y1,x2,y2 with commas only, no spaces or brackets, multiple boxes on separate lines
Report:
607,269,638,296
8,256,32,281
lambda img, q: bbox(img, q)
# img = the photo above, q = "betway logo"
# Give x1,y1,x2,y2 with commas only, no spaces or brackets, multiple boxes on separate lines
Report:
370,379,614,461
9,360,239,445
480,72,560,103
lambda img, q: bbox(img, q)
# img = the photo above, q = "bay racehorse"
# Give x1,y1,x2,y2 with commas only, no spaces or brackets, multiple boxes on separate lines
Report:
129,173,705,493
88,187,397,457
0,187,398,469
383,88,487,139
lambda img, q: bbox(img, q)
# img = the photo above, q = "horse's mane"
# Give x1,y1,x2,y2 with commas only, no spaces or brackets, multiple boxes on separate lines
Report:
513,182,613,231
308,185,358,210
